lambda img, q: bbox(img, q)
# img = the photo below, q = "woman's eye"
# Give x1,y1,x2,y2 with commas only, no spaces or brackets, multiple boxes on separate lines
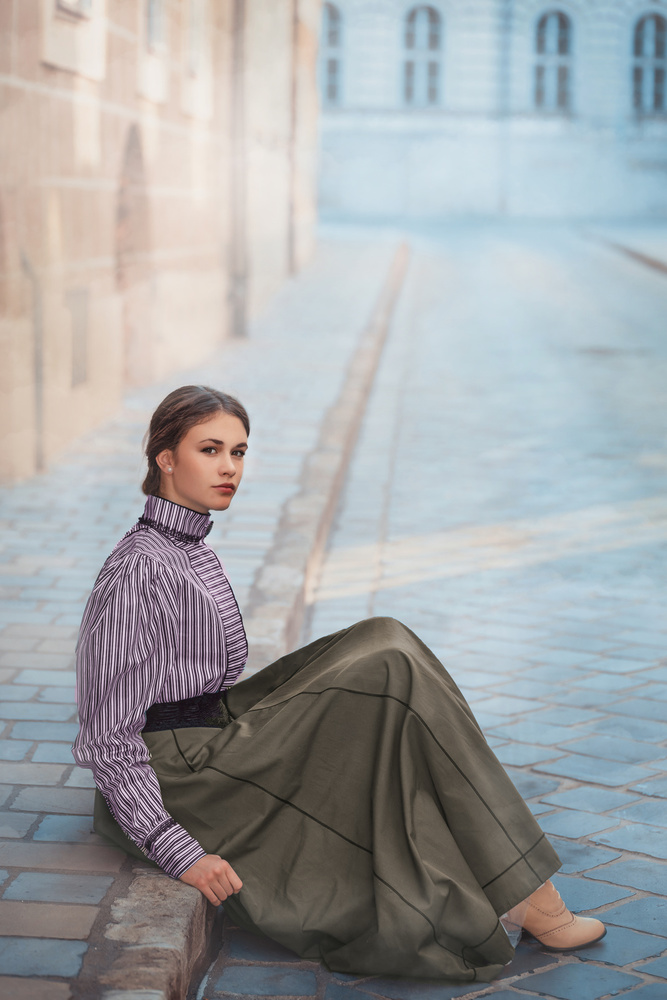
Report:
202,447,217,454
233,450,246,458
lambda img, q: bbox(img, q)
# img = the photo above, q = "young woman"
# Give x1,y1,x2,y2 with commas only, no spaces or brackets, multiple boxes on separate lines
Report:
73,384,605,985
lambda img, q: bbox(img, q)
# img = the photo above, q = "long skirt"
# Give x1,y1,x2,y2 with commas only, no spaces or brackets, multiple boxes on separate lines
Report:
94,617,560,984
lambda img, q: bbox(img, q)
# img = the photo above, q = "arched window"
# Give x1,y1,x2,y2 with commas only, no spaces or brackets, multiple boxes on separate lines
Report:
404,6,442,107
534,10,572,112
321,3,343,106
633,14,666,114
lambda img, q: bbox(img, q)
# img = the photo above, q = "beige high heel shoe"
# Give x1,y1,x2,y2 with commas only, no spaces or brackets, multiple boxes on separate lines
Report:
516,880,606,952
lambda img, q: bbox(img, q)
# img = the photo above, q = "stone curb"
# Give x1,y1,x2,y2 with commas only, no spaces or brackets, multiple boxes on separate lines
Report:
96,241,410,1000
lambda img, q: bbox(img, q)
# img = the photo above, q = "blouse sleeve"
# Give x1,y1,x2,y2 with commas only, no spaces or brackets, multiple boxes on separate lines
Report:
72,551,207,878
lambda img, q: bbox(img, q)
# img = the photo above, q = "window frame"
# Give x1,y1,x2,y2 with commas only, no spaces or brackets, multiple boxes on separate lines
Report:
403,4,443,109
632,12,667,117
533,8,574,115
321,3,343,108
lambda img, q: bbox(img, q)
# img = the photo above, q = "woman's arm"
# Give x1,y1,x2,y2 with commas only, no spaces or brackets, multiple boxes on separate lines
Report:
73,552,208,878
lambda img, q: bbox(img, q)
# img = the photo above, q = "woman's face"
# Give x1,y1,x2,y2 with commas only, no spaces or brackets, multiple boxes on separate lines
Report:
156,412,248,514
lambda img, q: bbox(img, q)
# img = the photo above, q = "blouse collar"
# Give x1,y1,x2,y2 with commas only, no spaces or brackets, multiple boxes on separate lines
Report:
138,494,212,544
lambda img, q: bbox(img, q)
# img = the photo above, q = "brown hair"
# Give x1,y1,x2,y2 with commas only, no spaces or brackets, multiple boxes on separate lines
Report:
142,385,250,496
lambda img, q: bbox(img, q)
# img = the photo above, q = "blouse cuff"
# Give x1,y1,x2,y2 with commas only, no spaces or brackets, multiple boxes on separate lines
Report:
145,820,208,878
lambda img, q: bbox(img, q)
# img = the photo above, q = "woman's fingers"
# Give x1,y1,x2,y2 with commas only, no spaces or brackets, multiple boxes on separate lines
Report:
179,854,243,903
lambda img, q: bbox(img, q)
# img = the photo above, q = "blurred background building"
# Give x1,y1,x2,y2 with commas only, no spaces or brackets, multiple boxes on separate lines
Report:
0,0,319,482
2,1,667,484
318,1,667,220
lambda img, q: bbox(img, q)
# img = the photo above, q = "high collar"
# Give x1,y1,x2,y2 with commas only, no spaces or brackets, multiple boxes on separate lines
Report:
138,494,212,544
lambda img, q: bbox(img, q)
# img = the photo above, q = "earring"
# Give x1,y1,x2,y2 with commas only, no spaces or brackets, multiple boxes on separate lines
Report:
167,467,172,472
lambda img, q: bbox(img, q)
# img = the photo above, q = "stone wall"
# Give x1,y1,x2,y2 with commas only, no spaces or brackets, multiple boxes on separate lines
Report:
318,0,667,220
0,0,320,483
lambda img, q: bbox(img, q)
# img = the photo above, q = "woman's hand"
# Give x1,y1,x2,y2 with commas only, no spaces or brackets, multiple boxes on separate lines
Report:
179,854,243,905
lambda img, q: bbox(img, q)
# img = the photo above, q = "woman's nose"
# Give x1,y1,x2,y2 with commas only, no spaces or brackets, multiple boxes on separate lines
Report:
218,452,236,475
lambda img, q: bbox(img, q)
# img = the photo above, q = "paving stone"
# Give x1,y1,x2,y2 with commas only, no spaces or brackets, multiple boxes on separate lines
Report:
503,770,560,800
472,695,540,716
610,798,667,827
0,763,66,785
551,874,633,911
10,721,79,742
0,653,76,670
37,687,77,704
0,978,71,1000
610,700,667,722
350,977,478,999
634,955,667,977
602,897,667,936
11,787,94,814
548,837,622,875
33,814,99,843
618,986,667,1000
630,776,667,800
0,901,98,939
566,735,667,765
494,744,563,767
576,923,667,966
547,689,621,709
592,823,667,860
226,928,302,963
0,739,32,761
584,859,667,895
3,873,114,904
214,966,318,996
31,742,76,763
0,702,74,722
323,985,379,1000
65,768,96,788
529,707,605,727
0,842,124,872
0,685,39,701
575,673,643,691
586,657,651,675
538,810,619,839
0,812,38,839
512,962,641,999
496,937,559,979
0,937,87,977
534,755,659,788
589,717,667,744
488,721,585,746
16,669,76,686
541,788,640,813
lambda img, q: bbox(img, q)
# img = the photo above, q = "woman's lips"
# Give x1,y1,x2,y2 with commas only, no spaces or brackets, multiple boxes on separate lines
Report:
213,485,235,493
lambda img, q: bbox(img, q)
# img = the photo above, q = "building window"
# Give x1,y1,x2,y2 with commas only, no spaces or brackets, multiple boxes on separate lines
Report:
321,3,342,106
66,288,89,388
404,6,442,107
146,0,166,52
187,0,206,77
633,14,666,115
534,10,572,112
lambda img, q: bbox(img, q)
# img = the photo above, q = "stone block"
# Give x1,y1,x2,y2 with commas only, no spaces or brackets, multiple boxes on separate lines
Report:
494,743,562,766
213,967,318,996
548,837,622,875
592,823,667,861
0,811,38,839
11,786,93,816
16,669,76,686
541,787,640,812
0,978,71,1000
488,720,583,746
551,874,632,911
534,755,659,788
531,706,604,727
591,717,667,744
227,928,302,963
602,897,667,936
610,798,667,827
0,652,75,670
0,841,124,872
620,987,667,1000
513,962,641,999
0,685,39,701
0,739,32,761
578,922,666,966
65,768,96,788
3,872,114,904
11,722,79,741
37,687,77,704
634,955,667,978
0,702,74,721
564,734,667,765
585,859,667,895
32,743,76,764
503,769,559,800
538,810,619,839
612,699,667,722
0,762,66,785
0,901,98,939
356,976,490,999
0,937,87,977
33,814,99,844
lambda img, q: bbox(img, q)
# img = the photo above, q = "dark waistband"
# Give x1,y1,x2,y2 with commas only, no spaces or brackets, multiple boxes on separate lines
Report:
142,691,232,733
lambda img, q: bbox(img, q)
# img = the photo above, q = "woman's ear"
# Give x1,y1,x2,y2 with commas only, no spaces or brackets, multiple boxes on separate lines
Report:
156,450,175,475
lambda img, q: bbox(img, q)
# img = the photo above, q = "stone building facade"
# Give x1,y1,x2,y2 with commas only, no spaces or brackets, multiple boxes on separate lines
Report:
0,0,320,483
318,0,667,220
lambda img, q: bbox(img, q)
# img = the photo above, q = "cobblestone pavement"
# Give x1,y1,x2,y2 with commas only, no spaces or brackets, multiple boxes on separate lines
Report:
0,232,399,999
199,225,667,999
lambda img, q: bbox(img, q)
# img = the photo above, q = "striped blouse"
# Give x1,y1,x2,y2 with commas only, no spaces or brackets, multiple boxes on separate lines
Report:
72,494,248,878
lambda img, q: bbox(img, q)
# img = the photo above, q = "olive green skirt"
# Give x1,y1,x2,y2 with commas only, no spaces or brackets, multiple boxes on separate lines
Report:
94,617,560,983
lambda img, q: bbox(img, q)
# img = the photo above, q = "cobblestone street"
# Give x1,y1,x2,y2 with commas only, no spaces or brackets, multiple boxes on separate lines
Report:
1,224,667,1000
